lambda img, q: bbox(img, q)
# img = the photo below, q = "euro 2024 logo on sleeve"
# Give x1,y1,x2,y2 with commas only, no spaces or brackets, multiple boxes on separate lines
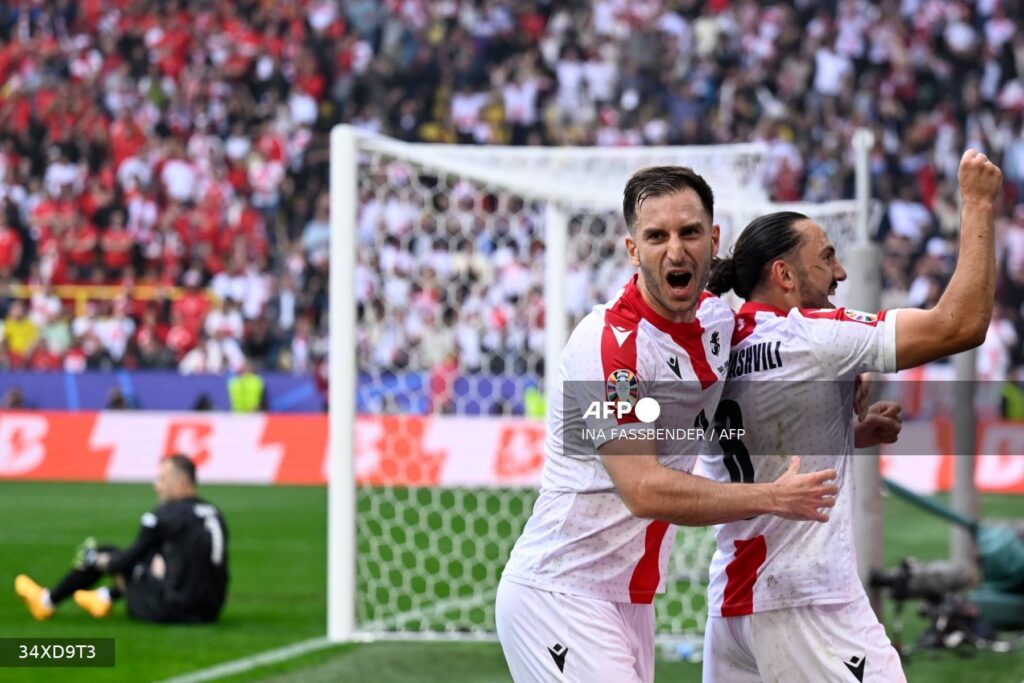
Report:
582,370,661,422
843,309,878,324
606,369,639,406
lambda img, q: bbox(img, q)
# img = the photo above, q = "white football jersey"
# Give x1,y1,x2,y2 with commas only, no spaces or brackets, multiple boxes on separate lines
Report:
503,276,734,604
700,302,900,616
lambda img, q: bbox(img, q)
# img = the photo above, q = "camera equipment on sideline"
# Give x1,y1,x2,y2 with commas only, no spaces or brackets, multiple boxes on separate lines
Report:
869,559,975,601
870,559,1024,657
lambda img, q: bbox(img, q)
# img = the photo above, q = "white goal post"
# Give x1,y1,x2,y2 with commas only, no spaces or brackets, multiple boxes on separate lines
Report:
328,125,881,642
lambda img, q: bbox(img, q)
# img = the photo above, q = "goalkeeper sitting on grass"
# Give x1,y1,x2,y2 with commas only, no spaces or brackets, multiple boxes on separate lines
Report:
16,454,229,624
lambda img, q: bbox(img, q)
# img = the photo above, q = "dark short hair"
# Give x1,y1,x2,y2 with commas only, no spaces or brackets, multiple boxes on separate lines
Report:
707,211,808,299
622,166,715,232
165,453,197,485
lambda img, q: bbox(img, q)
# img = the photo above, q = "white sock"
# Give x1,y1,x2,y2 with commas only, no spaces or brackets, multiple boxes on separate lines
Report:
41,589,53,609
96,587,111,603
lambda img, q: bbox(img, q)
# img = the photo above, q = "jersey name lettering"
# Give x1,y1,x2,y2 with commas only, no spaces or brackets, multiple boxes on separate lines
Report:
727,341,782,378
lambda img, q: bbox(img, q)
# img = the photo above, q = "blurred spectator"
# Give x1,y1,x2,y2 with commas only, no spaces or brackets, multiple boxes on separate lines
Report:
71,302,107,369
100,212,133,281
300,195,331,268
97,297,137,364
228,360,267,413
1,386,26,409
0,218,23,279
203,298,246,372
127,308,173,369
3,301,39,366
106,387,136,411
192,393,216,411
31,297,71,371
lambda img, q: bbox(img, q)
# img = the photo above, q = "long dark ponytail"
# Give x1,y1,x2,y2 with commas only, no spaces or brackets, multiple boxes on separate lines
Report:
707,212,807,299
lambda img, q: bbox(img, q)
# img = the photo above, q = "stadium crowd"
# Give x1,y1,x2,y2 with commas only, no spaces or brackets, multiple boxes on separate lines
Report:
0,0,1022,400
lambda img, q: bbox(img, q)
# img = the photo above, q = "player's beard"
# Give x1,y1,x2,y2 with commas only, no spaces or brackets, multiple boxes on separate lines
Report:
795,268,836,309
637,249,711,321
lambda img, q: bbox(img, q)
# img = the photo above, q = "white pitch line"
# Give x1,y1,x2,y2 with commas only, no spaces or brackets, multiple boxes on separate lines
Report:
154,636,334,683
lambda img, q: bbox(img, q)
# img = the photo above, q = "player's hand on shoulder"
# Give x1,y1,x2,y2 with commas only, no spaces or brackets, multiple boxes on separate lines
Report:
958,149,1002,204
769,456,838,523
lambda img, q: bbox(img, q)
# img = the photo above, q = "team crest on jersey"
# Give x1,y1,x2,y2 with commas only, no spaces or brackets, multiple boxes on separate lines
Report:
843,309,878,324
606,369,639,405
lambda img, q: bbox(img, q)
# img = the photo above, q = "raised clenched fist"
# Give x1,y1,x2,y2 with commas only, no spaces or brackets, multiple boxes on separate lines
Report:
958,149,1003,204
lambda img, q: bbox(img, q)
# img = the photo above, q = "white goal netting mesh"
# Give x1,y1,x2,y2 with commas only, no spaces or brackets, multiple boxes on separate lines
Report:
348,133,872,638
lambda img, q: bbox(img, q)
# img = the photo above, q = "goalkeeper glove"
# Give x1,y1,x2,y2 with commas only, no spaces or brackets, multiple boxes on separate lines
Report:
73,537,99,570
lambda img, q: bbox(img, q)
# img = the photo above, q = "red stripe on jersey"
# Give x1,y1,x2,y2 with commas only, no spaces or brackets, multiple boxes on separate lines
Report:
738,301,786,317
628,519,671,603
669,326,718,390
799,308,841,319
618,275,713,338
798,307,888,327
611,277,720,390
720,535,767,616
732,311,758,345
601,309,641,426
733,302,784,344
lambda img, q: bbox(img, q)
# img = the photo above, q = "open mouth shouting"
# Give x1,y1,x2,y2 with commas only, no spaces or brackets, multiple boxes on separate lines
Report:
665,268,694,300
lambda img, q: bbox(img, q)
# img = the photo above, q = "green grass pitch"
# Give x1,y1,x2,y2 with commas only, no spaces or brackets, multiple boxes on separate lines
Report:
1,481,1022,682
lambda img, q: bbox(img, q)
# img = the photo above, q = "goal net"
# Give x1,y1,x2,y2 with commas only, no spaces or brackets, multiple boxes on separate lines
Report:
329,126,878,642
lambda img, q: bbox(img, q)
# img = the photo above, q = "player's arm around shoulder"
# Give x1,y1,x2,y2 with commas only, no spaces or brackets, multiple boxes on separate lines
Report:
599,437,837,527
596,296,838,526
895,150,1002,370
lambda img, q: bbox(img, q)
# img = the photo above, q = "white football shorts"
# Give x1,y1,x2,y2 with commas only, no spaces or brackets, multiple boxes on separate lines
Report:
702,592,906,682
496,577,655,682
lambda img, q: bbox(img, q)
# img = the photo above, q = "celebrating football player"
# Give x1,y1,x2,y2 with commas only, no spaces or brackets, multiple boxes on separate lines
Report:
496,166,839,682
699,149,1001,682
